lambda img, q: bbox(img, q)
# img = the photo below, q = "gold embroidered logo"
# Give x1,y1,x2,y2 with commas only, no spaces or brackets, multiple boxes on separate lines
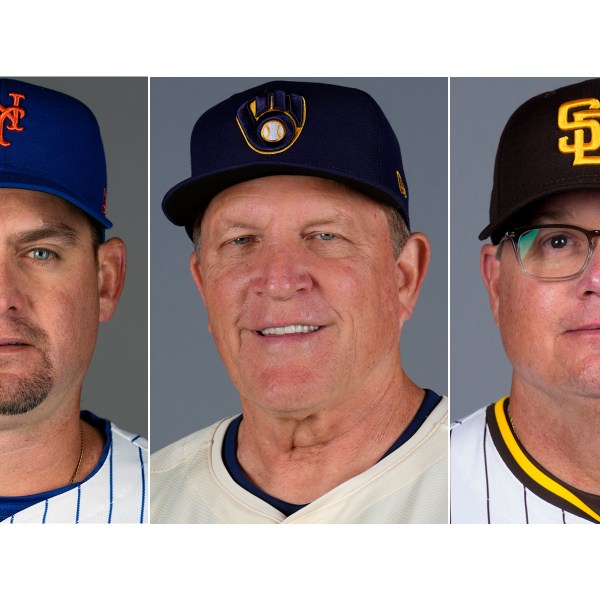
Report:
558,97,600,165
396,170,407,199
0,93,26,147
237,90,305,155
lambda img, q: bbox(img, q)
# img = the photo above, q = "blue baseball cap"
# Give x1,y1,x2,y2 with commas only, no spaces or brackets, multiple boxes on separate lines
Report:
162,80,410,238
0,79,112,231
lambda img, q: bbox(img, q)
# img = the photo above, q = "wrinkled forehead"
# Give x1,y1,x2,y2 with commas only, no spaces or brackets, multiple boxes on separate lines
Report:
198,175,388,233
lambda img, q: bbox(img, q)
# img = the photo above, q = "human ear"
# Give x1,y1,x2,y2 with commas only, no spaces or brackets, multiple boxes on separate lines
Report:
189,251,212,333
480,244,501,327
97,237,126,323
189,250,206,304
396,232,431,324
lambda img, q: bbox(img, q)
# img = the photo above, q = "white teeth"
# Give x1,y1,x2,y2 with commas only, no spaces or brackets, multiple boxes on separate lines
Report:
260,325,320,336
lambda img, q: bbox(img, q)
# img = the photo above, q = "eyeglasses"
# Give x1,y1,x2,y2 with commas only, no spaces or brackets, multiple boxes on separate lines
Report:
502,224,600,280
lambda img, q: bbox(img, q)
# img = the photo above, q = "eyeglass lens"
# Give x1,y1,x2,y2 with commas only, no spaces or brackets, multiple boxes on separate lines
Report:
517,227,591,278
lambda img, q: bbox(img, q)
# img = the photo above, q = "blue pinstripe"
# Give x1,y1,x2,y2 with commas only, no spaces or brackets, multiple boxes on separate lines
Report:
108,444,114,523
138,447,145,524
75,486,81,523
1,418,147,524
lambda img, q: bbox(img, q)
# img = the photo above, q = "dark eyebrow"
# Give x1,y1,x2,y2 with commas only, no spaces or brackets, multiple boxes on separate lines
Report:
12,224,80,246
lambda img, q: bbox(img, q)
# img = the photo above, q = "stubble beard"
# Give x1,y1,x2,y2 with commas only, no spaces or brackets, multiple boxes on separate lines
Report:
0,317,54,416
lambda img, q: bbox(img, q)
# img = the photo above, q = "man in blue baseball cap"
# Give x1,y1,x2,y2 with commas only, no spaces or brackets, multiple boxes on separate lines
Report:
0,79,147,524
151,79,448,523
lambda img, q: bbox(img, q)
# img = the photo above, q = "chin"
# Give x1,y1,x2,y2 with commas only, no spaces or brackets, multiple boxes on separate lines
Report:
247,374,330,414
564,360,600,398
0,372,53,416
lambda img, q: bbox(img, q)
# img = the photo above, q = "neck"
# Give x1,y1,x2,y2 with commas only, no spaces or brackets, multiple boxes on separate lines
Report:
236,369,425,504
509,376,600,495
0,396,104,496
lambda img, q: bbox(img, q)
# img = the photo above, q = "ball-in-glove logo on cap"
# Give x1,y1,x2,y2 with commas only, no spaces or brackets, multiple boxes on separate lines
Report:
236,90,305,154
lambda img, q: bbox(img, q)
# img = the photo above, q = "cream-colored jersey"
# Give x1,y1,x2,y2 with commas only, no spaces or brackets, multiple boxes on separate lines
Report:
451,398,600,524
151,397,448,524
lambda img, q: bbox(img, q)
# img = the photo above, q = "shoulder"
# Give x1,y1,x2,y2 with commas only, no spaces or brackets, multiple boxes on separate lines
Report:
150,416,239,524
110,422,148,453
450,404,493,470
410,393,448,451
450,404,488,439
151,417,234,474
450,405,493,487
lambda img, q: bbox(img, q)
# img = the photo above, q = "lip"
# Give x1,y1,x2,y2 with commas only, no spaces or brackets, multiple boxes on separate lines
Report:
0,343,34,356
0,337,32,346
564,325,600,334
249,324,326,341
256,323,322,336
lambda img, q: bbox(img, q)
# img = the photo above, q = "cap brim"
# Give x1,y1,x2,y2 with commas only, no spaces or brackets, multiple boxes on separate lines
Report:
163,163,408,239
479,180,600,243
0,172,112,230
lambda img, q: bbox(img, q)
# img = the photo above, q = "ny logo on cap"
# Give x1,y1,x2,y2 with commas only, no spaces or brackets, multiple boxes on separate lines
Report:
0,93,26,147
558,98,600,165
236,90,305,154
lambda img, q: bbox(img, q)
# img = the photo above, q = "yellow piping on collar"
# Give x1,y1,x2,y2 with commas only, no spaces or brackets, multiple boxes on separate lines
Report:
495,397,600,523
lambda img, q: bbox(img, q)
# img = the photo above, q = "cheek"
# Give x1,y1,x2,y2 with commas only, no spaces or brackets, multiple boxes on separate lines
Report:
202,267,249,340
333,260,399,335
37,280,99,385
498,279,552,365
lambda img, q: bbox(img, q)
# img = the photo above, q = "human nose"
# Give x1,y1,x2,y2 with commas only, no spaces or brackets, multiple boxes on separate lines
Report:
250,242,313,300
577,237,600,296
0,259,25,316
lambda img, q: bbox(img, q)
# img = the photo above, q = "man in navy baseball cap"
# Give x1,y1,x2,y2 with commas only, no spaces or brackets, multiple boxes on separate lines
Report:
152,79,448,524
0,79,147,523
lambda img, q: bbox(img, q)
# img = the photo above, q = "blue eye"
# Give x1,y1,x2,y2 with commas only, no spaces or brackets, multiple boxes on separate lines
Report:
29,248,55,260
232,236,252,245
315,233,336,241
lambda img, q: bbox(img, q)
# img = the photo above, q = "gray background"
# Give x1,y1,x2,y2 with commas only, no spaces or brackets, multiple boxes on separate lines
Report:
151,78,448,452
12,77,148,437
450,77,587,421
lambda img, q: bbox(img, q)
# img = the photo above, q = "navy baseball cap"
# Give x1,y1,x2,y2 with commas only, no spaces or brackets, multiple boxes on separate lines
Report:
0,79,112,232
481,78,600,244
162,80,410,238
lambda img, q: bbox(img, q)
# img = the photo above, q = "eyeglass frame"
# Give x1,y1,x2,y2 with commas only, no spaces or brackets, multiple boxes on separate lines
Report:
500,224,600,281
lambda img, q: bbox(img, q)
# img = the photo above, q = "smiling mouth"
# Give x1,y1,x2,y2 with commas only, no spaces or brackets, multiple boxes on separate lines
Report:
258,324,321,336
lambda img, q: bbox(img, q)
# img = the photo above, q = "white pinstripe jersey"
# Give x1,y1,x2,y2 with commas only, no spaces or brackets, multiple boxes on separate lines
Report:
151,397,448,524
1,421,148,524
451,398,600,524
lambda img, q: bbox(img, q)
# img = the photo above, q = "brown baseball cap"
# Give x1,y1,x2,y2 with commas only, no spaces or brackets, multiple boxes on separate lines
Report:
480,78,600,244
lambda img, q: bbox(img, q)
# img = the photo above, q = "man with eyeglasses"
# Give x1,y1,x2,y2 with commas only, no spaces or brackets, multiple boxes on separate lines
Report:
451,78,600,524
